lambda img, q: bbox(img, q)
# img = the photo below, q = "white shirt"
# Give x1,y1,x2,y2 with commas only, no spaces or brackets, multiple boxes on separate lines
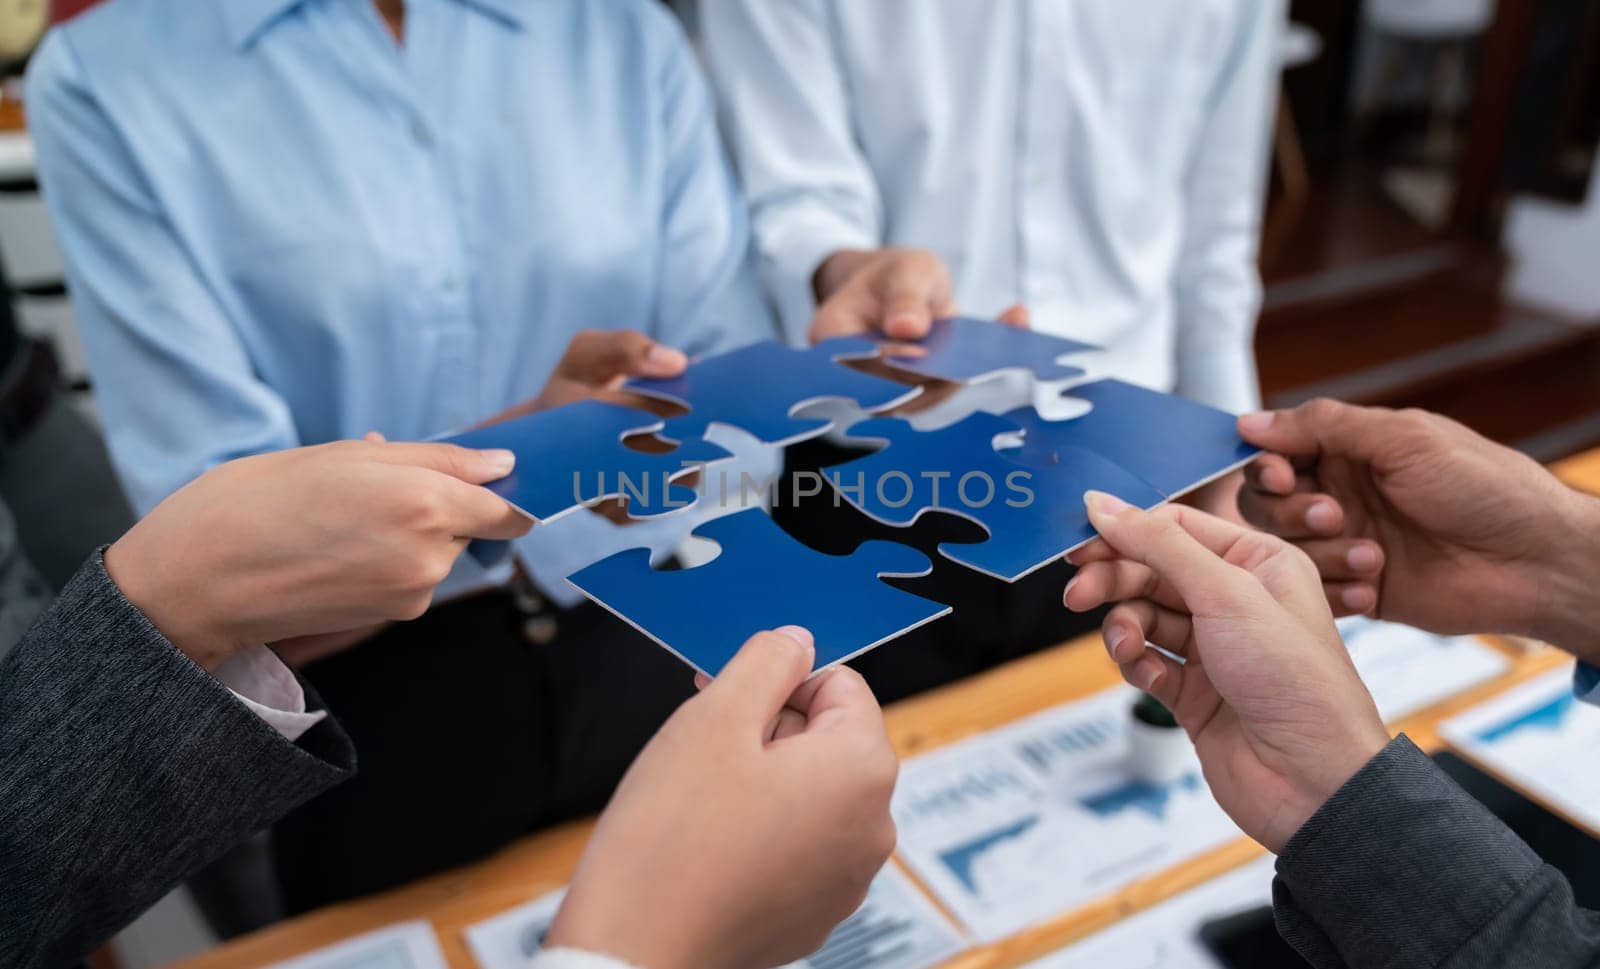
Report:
697,0,1282,412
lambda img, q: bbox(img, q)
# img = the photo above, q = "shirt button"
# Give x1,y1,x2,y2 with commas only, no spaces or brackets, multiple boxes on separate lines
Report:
411,118,433,147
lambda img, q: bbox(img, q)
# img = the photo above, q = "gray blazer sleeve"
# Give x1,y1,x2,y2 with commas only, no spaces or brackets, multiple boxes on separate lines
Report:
1273,734,1600,968
0,552,355,969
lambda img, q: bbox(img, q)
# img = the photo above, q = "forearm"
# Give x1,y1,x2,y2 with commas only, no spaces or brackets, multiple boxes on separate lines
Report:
1273,736,1600,969
0,552,353,968
697,0,880,343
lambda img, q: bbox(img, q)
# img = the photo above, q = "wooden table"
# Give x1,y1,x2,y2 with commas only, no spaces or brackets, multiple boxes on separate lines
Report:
176,449,1600,969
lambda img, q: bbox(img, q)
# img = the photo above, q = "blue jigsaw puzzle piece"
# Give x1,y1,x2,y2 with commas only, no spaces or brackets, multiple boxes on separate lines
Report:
1004,379,1262,498
827,412,1166,581
568,509,951,676
625,339,919,446
442,399,731,522
876,316,1097,384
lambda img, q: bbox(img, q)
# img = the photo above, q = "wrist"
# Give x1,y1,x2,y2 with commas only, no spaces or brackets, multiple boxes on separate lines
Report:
1265,719,1389,854
104,534,238,671
1524,488,1600,662
546,894,702,969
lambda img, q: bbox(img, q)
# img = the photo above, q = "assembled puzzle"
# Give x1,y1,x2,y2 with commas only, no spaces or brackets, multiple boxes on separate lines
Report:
444,318,1260,676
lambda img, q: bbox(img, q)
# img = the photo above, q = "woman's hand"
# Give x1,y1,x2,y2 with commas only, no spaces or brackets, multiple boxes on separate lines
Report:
104,440,530,669
548,627,899,969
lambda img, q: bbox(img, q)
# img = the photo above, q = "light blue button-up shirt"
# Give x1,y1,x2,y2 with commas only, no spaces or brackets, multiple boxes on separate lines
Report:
30,0,776,599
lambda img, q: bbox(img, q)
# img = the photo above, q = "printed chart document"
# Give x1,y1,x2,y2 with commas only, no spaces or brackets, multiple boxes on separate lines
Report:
463,866,966,969
464,889,566,969
264,922,447,969
1439,668,1600,836
891,686,1240,941
1339,617,1509,722
783,864,968,969
1021,855,1276,969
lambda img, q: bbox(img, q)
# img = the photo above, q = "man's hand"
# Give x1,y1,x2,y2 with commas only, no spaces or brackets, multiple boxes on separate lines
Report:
1235,399,1600,659
1066,495,1390,853
489,330,690,422
103,441,531,670
547,627,898,969
810,247,1026,344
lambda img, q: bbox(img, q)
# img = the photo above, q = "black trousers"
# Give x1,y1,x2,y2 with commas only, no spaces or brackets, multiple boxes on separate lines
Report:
272,590,695,912
272,440,1103,912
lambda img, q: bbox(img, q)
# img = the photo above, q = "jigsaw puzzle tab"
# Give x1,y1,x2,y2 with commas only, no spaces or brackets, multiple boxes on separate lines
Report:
1004,379,1261,498
442,399,731,522
827,412,1166,581
567,509,951,676
874,316,1097,385
624,339,920,447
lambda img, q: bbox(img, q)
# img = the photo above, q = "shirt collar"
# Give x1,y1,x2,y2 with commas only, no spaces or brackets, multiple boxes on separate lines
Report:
224,0,306,48
225,0,527,50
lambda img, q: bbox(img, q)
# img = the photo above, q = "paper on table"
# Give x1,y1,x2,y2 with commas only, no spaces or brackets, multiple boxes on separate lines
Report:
264,921,447,969
891,686,1241,942
1019,855,1276,969
782,863,968,969
462,865,966,969
1339,617,1509,722
1439,667,1600,836
463,888,566,969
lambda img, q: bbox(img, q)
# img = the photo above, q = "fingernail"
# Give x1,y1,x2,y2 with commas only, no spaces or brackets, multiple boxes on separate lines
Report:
1306,501,1339,532
480,449,516,475
1238,411,1275,435
647,344,688,369
1063,575,1080,602
1347,544,1379,572
1105,625,1127,660
1138,659,1163,692
1084,490,1130,516
774,625,814,649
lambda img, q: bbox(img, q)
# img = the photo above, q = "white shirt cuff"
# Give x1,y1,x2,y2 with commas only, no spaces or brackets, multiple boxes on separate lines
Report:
212,644,327,742
529,948,640,969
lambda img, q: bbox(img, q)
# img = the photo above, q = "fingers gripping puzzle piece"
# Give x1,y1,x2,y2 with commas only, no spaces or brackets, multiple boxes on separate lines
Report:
625,339,921,447
1002,379,1262,499
826,412,1167,582
443,399,731,521
567,509,951,676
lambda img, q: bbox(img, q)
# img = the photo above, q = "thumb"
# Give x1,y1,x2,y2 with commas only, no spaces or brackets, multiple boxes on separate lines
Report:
1083,493,1255,614
1237,399,1386,466
361,441,516,484
702,626,816,730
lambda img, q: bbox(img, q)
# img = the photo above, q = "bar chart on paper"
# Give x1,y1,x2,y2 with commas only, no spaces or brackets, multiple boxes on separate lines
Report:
463,866,966,969
1440,668,1600,836
890,688,1240,941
